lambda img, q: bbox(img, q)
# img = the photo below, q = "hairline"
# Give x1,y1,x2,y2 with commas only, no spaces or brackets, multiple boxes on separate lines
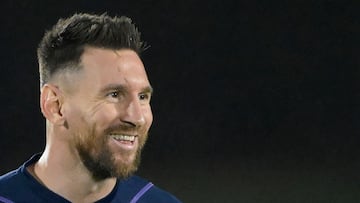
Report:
43,46,141,95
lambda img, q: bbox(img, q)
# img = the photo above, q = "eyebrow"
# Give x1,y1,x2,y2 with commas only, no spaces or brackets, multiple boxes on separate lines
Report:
142,86,154,95
100,84,153,95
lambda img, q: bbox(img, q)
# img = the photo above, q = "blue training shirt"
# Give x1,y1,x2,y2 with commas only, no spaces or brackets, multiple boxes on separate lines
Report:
0,154,181,203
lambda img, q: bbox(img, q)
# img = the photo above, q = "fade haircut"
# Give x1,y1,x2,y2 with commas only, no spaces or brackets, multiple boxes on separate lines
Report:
37,13,147,87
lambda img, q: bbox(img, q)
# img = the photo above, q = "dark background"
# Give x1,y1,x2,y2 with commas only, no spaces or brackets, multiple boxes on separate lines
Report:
1,0,359,202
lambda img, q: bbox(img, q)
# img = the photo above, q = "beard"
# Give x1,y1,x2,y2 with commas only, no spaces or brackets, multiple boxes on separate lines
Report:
74,123,148,181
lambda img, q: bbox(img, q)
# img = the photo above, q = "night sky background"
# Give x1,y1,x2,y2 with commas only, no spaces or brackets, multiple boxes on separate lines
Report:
1,1,360,202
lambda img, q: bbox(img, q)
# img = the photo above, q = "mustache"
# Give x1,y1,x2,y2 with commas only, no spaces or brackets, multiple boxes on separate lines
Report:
104,123,141,134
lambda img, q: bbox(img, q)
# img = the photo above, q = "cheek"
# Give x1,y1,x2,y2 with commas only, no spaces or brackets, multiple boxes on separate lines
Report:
145,107,153,129
63,104,86,131
91,105,119,126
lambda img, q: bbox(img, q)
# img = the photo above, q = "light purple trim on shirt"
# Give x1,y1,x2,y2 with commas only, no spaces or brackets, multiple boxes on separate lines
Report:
0,196,14,203
130,182,154,203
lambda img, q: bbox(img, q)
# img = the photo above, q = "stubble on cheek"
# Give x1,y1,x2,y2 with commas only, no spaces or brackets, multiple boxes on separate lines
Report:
73,120,149,180
74,124,113,180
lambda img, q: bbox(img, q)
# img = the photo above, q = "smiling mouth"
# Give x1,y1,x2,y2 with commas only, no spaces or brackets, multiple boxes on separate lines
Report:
109,134,137,143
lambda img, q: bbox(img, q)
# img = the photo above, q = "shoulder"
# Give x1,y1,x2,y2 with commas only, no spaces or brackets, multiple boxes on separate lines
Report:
0,168,23,189
117,175,182,203
0,154,40,191
0,154,47,202
140,183,182,203
0,168,27,202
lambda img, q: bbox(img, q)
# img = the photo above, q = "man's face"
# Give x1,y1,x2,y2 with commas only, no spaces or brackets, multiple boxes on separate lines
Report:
62,47,153,180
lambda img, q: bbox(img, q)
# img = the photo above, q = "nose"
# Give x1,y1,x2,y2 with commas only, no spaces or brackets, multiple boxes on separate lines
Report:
120,97,146,127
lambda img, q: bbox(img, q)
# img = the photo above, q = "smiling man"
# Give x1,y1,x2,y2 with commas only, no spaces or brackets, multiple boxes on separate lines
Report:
0,13,181,203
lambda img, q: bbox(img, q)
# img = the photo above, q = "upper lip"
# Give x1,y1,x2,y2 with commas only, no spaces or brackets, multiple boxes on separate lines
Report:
109,133,138,137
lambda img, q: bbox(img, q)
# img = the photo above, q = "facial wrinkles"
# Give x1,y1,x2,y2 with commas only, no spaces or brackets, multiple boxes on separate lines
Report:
75,81,116,119
86,100,110,119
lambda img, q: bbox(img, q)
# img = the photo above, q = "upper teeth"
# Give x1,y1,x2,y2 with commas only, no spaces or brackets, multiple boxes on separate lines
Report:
110,134,136,142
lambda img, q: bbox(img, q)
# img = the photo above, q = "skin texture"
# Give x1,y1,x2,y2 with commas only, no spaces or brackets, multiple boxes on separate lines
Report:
28,47,153,203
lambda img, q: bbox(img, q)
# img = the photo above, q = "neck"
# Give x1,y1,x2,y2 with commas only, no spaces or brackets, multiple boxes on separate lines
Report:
28,138,116,203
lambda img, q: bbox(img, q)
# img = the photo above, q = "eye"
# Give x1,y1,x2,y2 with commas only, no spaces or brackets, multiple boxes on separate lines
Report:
139,93,151,102
109,91,119,98
106,91,122,102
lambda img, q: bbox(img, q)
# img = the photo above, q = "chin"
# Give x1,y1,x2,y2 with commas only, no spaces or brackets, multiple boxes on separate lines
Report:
111,153,141,178
114,150,136,164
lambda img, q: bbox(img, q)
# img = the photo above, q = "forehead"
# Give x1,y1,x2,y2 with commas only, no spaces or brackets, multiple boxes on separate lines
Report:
81,47,144,73
82,47,140,64
78,47,150,90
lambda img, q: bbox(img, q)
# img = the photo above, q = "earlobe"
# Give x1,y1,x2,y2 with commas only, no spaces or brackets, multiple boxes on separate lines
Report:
40,84,65,125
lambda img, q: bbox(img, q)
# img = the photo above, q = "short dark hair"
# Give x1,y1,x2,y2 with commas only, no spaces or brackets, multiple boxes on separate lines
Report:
37,13,147,87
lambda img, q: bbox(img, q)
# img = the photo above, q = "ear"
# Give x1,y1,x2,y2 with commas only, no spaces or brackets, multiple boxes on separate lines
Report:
40,84,66,125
